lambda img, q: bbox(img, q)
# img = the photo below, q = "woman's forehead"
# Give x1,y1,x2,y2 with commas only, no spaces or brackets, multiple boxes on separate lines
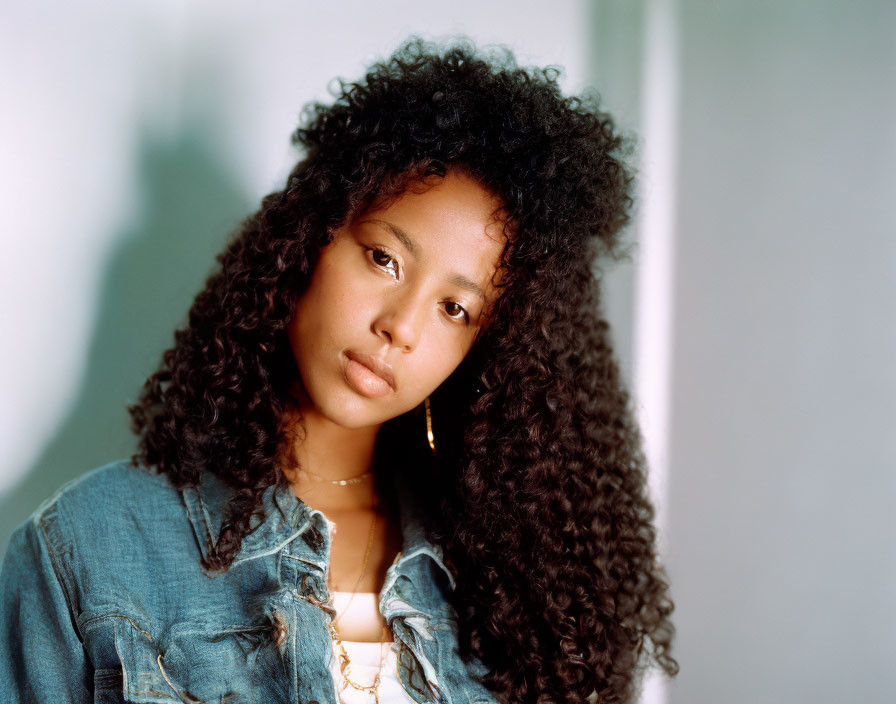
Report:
356,171,507,282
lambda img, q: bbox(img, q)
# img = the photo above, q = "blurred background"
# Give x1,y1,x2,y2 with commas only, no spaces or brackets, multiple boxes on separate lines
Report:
1,1,893,702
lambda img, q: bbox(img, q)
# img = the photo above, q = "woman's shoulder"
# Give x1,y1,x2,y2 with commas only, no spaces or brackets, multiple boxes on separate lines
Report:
35,459,177,519
21,459,187,560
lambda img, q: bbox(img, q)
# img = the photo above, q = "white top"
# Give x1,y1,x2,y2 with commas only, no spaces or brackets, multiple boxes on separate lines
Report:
330,591,388,641
328,591,417,703
329,639,416,704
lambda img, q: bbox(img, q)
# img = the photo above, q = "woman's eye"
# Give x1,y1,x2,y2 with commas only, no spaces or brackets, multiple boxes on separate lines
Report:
369,247,399,279
444,301,470,324
368,247,468,324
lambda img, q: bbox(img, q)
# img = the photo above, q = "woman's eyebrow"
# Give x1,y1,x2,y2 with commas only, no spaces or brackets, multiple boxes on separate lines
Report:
364,218,487,302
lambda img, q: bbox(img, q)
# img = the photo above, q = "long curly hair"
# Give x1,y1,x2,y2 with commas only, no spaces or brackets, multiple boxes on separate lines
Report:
128,37,677,703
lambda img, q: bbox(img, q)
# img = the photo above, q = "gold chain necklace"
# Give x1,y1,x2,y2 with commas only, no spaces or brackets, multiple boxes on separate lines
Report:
305,469,373,487
327,510,388,703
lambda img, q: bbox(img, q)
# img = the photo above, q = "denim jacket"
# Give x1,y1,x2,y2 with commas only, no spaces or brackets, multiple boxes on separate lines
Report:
0,460,499,704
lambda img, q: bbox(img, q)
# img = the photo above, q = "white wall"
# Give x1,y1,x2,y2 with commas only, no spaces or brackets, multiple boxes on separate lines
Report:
665,2,896,702
592,2,895,702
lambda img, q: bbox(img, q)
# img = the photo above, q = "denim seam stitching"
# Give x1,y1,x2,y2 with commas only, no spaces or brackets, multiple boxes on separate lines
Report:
37,503,88,647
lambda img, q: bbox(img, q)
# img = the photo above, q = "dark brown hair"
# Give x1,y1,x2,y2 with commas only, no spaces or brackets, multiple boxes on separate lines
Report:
129,37,677,703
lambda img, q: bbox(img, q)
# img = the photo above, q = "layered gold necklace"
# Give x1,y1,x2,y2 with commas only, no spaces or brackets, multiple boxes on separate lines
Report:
312,467,388,704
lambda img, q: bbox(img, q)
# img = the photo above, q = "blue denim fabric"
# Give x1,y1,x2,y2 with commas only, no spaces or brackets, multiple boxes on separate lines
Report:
0,460,498,703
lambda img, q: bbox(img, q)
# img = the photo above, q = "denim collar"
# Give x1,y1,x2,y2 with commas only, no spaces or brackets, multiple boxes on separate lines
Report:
180,467,455,591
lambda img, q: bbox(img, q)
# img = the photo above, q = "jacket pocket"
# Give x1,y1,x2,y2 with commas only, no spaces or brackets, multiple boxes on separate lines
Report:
96,616,288,703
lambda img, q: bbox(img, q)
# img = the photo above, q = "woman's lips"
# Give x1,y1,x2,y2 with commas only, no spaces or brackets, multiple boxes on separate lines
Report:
342,350,395,398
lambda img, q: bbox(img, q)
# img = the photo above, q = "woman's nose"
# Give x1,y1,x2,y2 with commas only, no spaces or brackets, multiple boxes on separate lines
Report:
373,289,427,351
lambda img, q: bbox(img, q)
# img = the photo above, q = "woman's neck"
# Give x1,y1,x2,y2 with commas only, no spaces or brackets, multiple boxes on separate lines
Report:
280,399,385,511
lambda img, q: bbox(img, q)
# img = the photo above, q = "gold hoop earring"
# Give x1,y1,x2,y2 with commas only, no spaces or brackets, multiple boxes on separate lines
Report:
424,395,436,455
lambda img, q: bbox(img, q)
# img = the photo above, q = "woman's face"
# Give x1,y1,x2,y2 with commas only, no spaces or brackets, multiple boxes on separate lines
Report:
287,169,506,430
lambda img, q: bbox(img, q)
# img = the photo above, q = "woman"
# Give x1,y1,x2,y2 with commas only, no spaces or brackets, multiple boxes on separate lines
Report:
0,38,677,703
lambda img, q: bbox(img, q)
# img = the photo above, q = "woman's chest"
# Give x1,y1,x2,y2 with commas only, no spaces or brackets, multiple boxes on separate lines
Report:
78,536,493,704
323,505,403,642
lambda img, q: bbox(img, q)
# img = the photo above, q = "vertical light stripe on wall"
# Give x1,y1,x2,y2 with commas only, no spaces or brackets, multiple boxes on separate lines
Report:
632,0,679,702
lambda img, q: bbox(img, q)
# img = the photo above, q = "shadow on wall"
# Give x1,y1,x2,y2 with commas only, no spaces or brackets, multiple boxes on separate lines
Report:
0,120,253,555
